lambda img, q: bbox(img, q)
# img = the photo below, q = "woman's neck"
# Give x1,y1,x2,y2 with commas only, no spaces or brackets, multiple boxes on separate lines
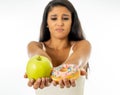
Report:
46,38,71,50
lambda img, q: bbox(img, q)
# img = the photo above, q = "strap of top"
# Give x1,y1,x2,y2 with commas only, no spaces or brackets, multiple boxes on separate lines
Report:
67,43,74,58
41,42,75,63
41,42,46,51
41,42,74,54
63,43,75,63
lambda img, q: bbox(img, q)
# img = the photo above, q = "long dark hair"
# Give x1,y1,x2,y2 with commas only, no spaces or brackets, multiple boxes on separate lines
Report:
39,0,86,42
39,0,89,78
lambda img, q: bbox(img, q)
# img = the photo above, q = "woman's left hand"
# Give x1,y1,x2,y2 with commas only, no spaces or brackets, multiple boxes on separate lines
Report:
52,69,86,88
52,78,76,88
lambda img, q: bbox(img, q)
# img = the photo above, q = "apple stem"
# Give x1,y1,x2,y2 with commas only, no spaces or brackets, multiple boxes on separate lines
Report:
37,56,41,61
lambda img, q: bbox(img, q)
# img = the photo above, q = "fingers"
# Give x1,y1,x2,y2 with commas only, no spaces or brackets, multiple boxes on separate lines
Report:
45,77,50,87
80,68,87,76
24,73,28,78
63,79,70,88
52,80,58,86
70,79,76,87
33,78,41,89
58,78,76,88
59,80,65,88
24,72,52,89
32,78,51,89
39,78,45,89
28,79,35,87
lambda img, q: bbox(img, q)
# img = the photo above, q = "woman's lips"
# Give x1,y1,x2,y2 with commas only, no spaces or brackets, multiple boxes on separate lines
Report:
56,29,64,32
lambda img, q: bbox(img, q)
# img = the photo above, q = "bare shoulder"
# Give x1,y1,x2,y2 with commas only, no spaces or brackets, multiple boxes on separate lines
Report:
27,41,43,49
76,40,91,46
73,40,91,50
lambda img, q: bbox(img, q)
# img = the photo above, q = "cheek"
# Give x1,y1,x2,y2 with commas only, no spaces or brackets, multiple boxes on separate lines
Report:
47,21,54,30
49,23,54,29
48,24,55,33
66,22,72,31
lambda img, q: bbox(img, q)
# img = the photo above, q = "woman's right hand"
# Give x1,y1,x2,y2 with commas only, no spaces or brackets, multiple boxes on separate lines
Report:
24,73,52,89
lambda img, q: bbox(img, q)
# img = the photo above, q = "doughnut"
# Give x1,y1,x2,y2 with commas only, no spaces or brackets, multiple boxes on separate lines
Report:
51,64,80,82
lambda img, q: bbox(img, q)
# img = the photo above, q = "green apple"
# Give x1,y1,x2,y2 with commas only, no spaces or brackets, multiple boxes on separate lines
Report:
26,55,53,80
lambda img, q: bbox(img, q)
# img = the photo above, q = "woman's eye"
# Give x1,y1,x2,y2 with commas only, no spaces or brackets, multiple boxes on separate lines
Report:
63,18,69,20
51,18,57,20
50,17,69,20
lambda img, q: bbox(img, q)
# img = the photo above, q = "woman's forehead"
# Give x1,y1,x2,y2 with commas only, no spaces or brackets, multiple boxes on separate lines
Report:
48,6,71,15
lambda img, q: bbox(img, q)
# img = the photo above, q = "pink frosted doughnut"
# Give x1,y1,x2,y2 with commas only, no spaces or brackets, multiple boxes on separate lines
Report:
51,64,80,82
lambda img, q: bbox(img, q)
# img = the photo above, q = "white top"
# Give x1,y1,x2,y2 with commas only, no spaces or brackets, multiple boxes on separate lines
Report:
35,43,85,95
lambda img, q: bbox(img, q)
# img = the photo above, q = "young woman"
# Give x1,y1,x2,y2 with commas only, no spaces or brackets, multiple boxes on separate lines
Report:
24,0,91,95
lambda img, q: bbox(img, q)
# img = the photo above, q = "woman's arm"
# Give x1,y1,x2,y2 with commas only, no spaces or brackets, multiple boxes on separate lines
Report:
51,40,91,88
27,41,52,62
25,41,52,89
65,40,91,68
25,40,91,89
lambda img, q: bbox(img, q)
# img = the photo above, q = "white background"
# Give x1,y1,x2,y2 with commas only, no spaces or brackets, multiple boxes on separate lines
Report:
0,0,120,95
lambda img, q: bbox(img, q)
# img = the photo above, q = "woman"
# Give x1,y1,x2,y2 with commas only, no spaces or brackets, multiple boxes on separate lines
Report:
24,0,91,95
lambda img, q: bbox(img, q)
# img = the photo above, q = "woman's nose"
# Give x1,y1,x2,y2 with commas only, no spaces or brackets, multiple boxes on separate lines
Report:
56,19,64,26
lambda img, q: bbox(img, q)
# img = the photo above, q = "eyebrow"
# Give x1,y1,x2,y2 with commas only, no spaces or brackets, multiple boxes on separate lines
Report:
50,14,70,17
63,14,70,16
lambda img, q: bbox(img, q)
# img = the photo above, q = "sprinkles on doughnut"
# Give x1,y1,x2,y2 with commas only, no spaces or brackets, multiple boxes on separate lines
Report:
51,64,80,82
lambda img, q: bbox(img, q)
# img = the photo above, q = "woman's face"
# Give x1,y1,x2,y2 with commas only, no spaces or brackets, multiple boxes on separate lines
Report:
47,6,72,39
